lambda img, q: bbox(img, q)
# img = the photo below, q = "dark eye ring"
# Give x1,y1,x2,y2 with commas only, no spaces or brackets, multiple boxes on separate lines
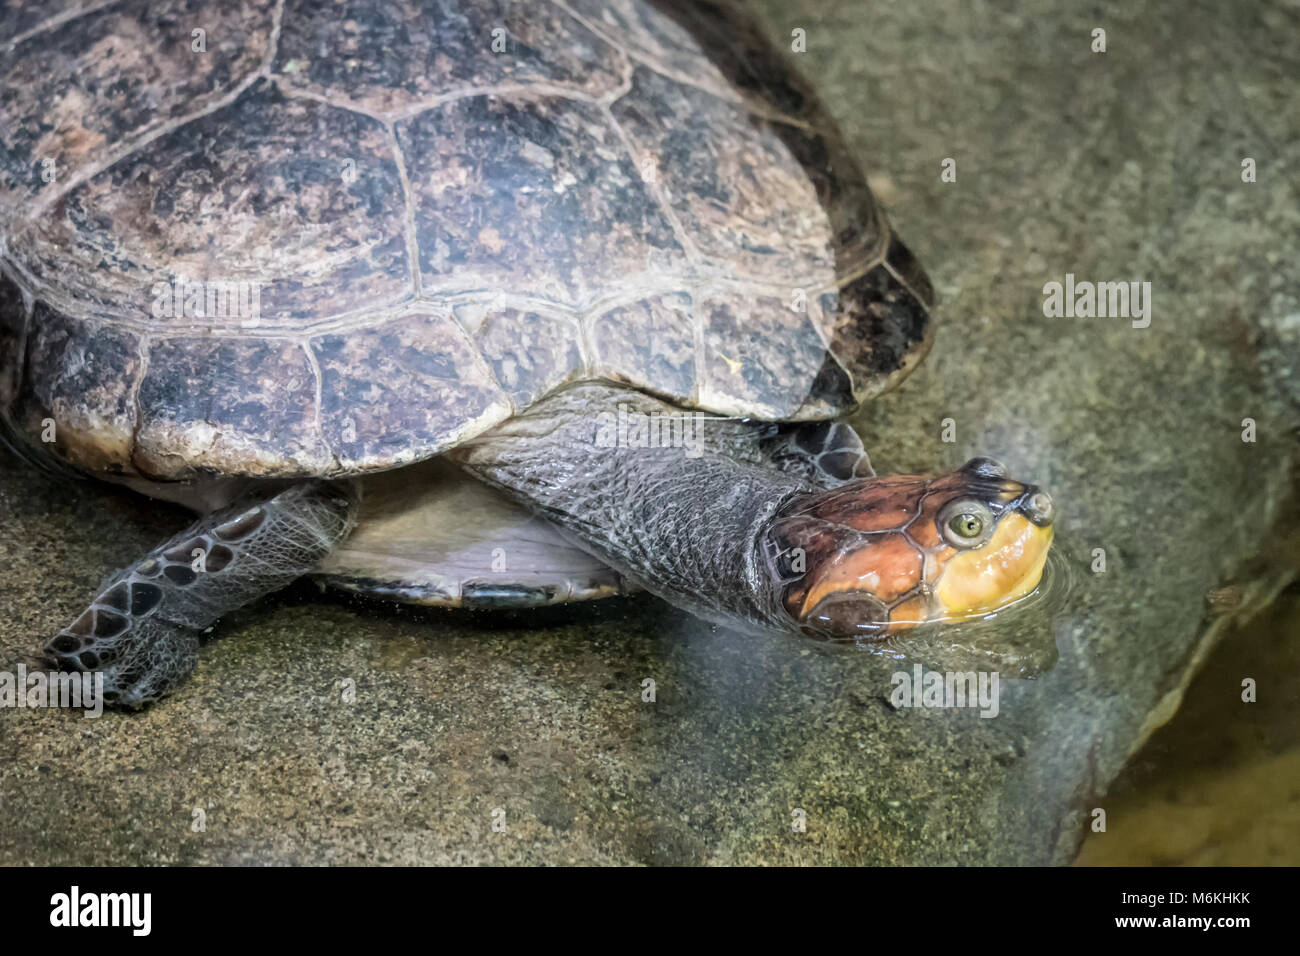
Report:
939,499,995,548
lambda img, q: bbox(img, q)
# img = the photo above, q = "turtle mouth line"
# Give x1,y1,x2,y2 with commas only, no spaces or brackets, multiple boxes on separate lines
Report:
935,518,1054,619
981,533,1051,611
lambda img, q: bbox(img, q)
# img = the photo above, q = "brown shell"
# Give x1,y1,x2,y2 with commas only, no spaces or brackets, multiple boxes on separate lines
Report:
0,0,933,480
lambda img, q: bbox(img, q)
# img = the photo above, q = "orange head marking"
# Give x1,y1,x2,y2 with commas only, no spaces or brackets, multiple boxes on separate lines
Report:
766,457,1054,640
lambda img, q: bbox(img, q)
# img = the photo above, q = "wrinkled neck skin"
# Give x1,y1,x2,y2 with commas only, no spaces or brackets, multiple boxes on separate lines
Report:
453,383,810,635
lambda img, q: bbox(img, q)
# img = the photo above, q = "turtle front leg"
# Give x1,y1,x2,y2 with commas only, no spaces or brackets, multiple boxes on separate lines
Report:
44,481,358,709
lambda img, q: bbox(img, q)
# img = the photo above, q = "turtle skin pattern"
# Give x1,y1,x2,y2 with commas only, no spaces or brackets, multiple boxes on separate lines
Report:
43,482,357,707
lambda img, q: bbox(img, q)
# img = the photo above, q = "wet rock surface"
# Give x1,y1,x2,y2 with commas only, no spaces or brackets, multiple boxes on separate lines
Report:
1,0,1297,864
1076,585,1300,865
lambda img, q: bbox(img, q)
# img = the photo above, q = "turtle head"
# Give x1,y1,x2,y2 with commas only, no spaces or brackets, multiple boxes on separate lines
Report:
764,457,1054,639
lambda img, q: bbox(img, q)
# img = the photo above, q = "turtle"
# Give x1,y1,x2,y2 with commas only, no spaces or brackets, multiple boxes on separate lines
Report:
0,0,1055,708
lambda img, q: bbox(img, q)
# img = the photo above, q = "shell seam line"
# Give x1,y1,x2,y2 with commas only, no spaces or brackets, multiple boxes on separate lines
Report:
801,242,892,402
600,101,703,268
441,310,517,420
387,123,424,298
690,296,706,407
273,77,620,124
300,340,325,438
880,255,933,312
270,82,386,123
595,70,709,404
598,46,637,107
127,332,151,470
577,309,600,376
0,260,884,340
3,0,124,51
264,0,286,78
548,0,810,129
19,0,286,225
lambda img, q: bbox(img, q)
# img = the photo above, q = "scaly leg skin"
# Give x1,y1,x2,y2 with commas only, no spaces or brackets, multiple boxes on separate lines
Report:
43,481,358,709
758,421,874,487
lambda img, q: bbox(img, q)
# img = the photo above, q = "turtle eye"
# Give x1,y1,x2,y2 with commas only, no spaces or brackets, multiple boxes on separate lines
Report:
939,499,995,548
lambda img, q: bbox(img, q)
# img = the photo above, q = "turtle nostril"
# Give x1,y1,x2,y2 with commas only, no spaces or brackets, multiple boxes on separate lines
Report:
1022,490,1054,527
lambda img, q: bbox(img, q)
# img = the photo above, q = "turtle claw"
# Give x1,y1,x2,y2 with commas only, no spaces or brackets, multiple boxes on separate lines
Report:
42,480,358,708
45,615,199,710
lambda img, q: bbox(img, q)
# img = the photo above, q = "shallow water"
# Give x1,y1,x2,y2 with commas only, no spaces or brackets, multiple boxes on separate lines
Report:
1076,582,1300,865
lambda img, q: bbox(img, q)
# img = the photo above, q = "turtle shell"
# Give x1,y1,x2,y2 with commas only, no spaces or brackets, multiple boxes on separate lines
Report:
0,0,933,481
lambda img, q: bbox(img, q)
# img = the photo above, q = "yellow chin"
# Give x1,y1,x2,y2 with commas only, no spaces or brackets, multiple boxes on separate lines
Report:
935,514,1053,619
